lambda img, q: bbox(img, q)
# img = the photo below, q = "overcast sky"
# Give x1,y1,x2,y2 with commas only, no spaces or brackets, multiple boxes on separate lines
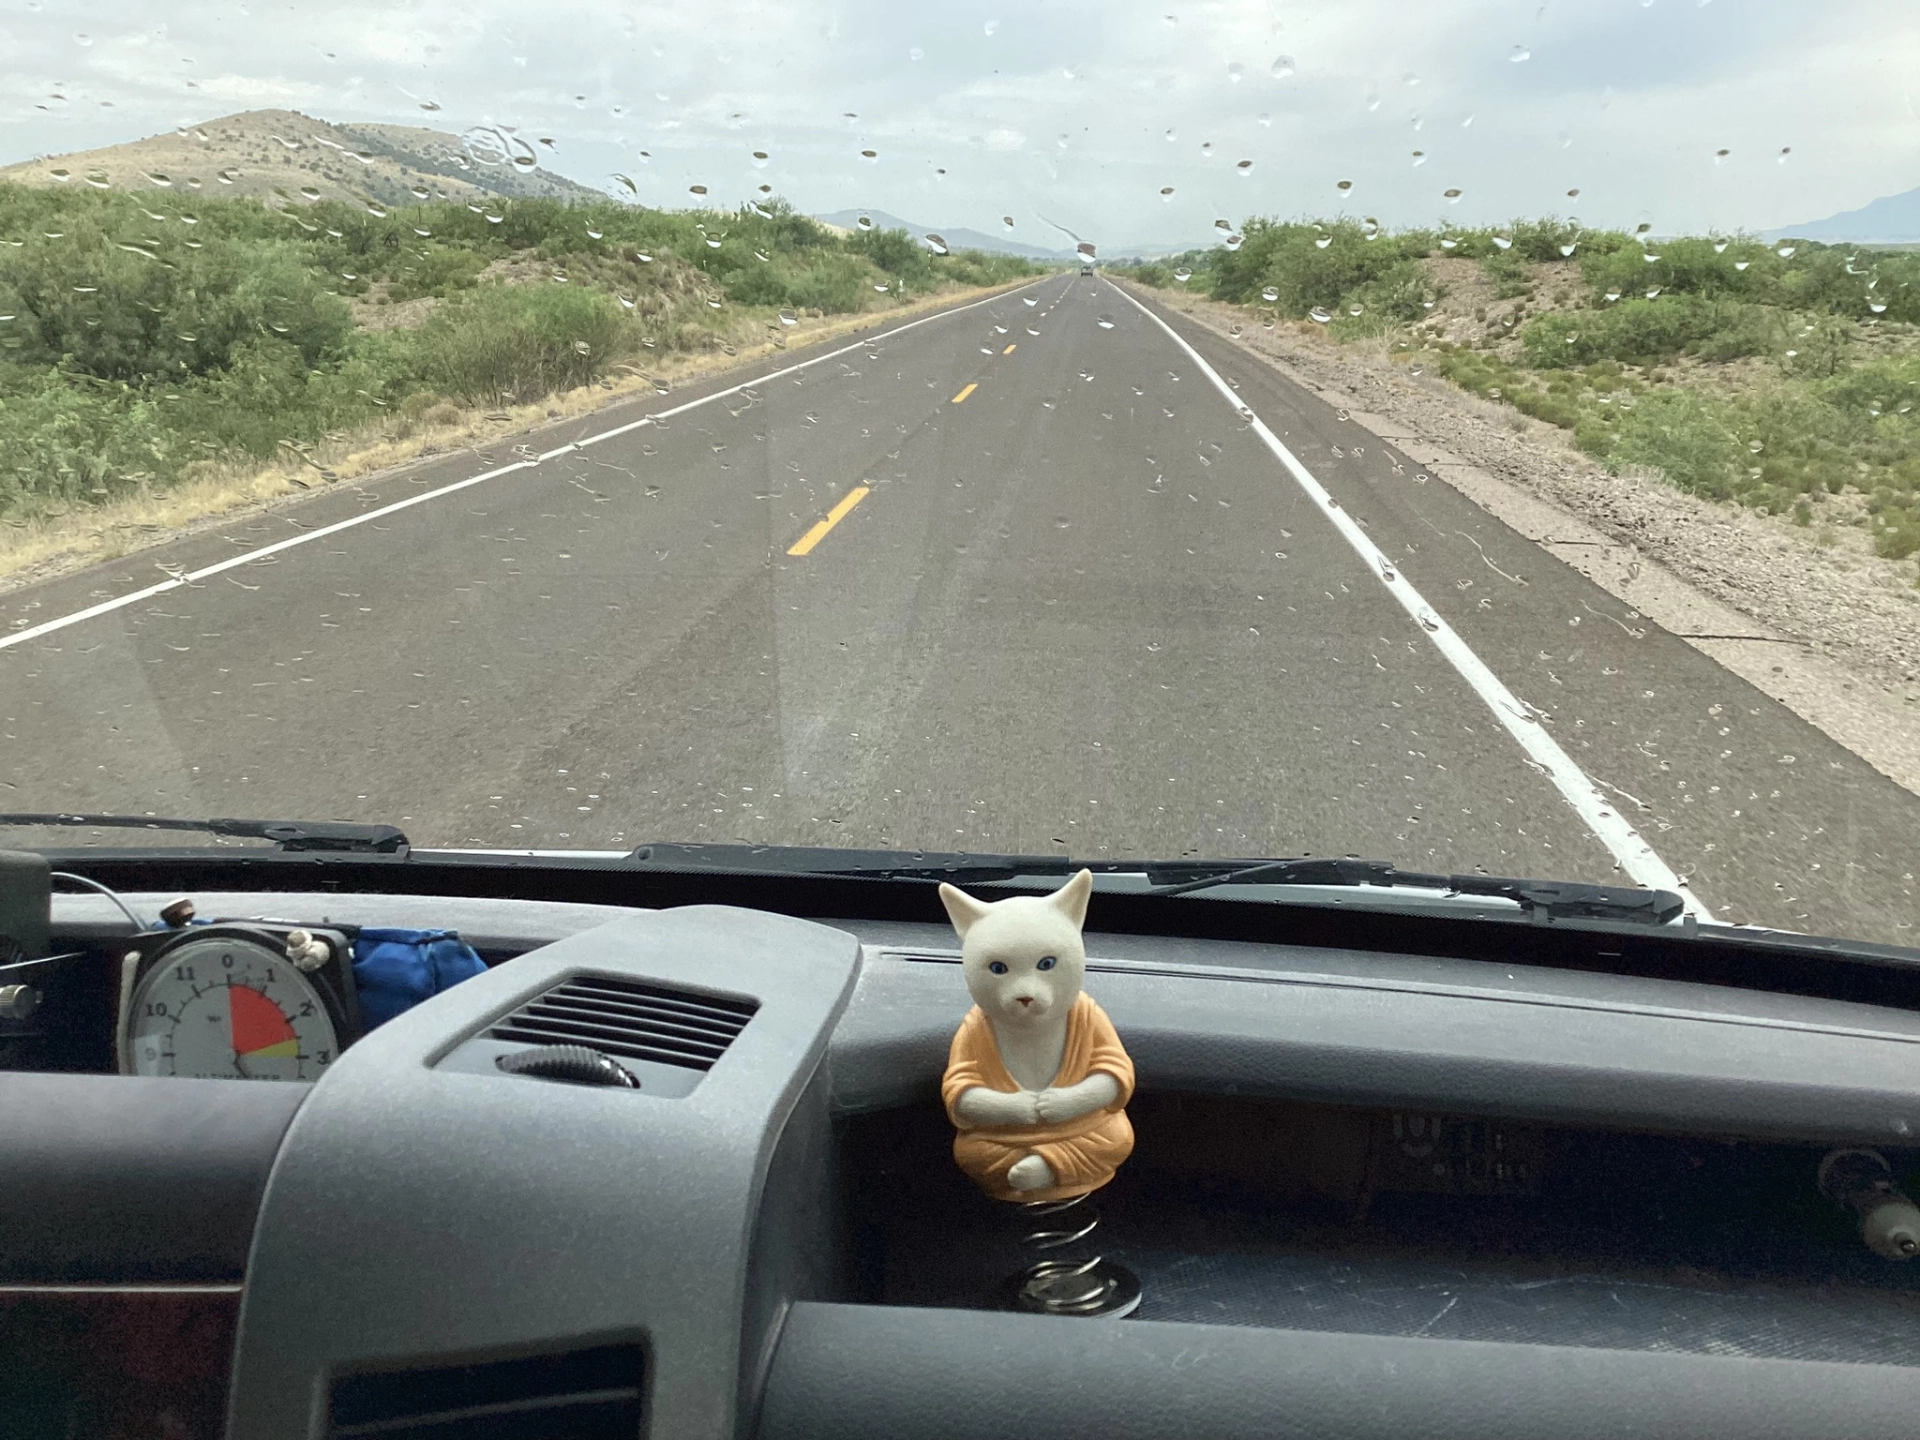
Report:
3,0,1917,248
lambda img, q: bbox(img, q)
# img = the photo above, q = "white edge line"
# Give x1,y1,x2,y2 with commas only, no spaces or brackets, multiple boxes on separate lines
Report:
0,276,1060,654
1108,279,1714,920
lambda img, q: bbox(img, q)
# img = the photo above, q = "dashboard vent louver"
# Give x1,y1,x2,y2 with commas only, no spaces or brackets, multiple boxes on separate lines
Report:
487,974,757,1072
328,1342,643,1440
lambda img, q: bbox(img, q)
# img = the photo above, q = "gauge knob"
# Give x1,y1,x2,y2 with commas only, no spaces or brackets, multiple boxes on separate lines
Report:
496,1044,641,1089
0,983,39,1020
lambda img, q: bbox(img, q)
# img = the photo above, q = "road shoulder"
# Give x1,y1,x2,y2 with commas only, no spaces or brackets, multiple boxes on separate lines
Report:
1123,281,1920,799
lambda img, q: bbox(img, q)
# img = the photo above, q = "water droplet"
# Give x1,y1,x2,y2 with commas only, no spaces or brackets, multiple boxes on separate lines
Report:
1097,315,1115,329
1309,306,1333,324
1443,188,1463,202
366,201,387,218
1778,146,1791,162
1411,150,1427,166
1002,215,1016,231
1559,242,1578,257
1336,179,1354,193
1225,233,1244,251
1348,302,1364,317
1261,286,1279,302
1227,61,1244,82
1315,232,1333,250
1271,54,1295,78
143,171,172,188
1604,289,1621,302
1173,267,1193,283
636,251,653,263
857,214,874,230
860,149,878,161
73,31,91,45
778,309,798,327
909,46,924,61
690,183,709,196
752,150,770,167
1492,231,1512,250
1869,300,1888,314
984,18,999,35
1733,260,1749,271
923,233,949,254
1645,286,1662,299
1775,244,1795,258
1510,44,1531,62
1236,159,1254,175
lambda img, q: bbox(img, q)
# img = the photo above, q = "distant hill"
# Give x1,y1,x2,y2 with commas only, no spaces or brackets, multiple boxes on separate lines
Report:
0,109,601,209
1766,185,1920,245
814,208,1069,260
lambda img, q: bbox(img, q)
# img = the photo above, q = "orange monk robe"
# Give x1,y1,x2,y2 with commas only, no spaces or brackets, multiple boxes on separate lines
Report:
942,992,1136,1204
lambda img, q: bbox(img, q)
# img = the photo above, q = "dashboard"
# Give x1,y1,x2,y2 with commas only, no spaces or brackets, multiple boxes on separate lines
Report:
7,878,1920,1439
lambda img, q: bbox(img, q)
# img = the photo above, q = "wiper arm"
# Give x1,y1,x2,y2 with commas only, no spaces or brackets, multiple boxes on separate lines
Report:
0,813,410,855
628,843,1072,883
1145,857,1685,926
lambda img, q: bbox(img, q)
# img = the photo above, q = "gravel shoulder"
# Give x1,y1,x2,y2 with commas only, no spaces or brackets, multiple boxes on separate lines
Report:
1138,283,1920,798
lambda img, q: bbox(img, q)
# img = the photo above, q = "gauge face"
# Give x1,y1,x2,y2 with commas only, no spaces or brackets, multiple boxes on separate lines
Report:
126,935,340,1080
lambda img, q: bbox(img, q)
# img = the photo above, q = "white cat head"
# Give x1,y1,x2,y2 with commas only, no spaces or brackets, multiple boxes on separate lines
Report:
939,869,1093,1028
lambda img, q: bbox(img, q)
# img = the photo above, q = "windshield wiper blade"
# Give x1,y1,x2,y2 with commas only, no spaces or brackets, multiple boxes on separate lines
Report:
1145,857,1685,926
0,813,410,855
628,843,1072,883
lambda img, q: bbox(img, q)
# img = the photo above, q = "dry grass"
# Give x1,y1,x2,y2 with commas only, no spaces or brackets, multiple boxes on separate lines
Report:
0,276,1037,594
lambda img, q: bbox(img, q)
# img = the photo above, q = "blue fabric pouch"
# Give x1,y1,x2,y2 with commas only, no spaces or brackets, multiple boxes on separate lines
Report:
351,927,487,1030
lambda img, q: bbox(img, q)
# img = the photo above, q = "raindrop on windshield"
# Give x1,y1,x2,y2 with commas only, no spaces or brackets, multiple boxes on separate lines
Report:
1160,186,1175,200
1097,315,1115,329
923,233,949,254
1775,244,1796,258
1271,55,1295,78
1236,160,1253,175
984,18,999,35
778,309,797,326
752,151,769,167
1443,188,1463,202
1173,267,1193,283
1335,179,1354,194
1309,306,1333,323
1510,44,1530,62
1261,286,1279,302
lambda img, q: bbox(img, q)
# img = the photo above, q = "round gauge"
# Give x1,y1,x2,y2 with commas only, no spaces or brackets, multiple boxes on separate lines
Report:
125,935,341,1080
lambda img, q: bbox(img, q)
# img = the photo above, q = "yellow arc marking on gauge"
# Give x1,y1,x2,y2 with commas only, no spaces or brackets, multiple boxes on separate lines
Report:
245,1038,301,1059
951,382,978,403
1002,343,1016,354
787,485,872,556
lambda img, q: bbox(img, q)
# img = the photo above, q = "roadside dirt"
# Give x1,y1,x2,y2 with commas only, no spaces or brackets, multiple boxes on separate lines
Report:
1139,282,1920,798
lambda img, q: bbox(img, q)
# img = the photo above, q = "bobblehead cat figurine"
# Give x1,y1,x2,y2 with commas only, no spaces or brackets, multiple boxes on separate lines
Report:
939,869,1135,1203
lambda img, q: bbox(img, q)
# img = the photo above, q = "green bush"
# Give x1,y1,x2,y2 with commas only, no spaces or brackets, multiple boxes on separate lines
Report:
410,283,628,403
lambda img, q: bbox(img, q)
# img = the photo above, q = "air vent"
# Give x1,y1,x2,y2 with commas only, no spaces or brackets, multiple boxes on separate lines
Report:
329,1342,642,1439
487,974,756,1072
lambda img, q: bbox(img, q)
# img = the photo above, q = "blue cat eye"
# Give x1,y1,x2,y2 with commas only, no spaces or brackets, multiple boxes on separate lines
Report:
989,961,1009,974
1037,956,1057,971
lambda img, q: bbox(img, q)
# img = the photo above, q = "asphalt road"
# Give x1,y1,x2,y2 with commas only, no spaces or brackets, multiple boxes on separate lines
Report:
3,275,1917,946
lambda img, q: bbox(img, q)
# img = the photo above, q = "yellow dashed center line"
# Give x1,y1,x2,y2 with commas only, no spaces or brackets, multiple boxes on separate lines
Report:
1002,343,1016,354
786,485,872,557
951,382,978,403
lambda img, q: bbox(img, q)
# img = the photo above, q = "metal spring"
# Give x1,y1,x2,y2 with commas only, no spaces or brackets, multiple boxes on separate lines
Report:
1013,1193,1114,1315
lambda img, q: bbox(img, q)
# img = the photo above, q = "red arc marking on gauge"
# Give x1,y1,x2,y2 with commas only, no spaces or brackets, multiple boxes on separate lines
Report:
229,984,299,1059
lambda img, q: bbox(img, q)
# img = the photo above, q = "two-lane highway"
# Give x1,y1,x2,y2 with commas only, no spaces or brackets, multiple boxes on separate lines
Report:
3,274,1916,944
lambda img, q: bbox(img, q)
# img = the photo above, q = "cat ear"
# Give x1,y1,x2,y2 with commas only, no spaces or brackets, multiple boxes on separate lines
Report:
1048,868,1094,930
939,882,993,939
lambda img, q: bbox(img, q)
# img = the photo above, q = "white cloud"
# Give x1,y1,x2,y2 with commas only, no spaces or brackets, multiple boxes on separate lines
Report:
1,0,1916,244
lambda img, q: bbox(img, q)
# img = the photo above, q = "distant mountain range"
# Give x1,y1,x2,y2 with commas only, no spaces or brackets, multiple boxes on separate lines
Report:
0,109,602,208
1767,185,1920,245
813,208,1071,259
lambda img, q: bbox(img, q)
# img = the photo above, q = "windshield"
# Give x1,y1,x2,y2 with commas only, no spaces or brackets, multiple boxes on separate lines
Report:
1,2,1916,946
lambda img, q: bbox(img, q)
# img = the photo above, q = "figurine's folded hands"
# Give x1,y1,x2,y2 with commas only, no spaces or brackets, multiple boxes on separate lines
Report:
954,1085,1042,1129
1035,1070,1121,1124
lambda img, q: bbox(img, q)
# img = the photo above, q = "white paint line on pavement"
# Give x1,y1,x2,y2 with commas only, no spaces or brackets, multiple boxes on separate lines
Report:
1,276,1062,654
1108,279,1714,919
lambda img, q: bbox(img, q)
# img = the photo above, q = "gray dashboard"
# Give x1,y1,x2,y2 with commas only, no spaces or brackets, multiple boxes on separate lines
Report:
21,889,1920,1438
